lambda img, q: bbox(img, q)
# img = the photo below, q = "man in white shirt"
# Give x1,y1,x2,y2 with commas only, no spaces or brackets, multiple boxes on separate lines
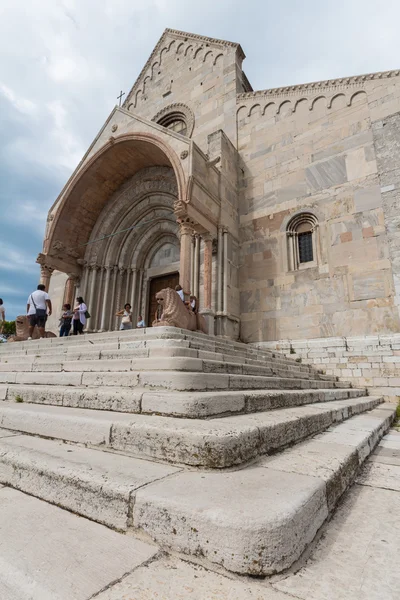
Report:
27,284,52,339
0,298,5,334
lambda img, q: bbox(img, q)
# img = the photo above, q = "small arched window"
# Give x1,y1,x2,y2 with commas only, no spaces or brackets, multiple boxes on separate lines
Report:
287,213,319,271
152,103,195,138
157,112,188,137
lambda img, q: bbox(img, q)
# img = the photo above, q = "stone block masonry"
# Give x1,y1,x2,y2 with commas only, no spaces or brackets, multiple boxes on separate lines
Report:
257,334,400,400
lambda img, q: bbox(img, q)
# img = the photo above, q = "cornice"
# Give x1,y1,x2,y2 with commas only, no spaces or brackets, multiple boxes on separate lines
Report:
237,69,400,100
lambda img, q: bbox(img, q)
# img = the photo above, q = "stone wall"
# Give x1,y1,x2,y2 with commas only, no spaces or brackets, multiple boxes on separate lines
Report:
238,75,400,343
256,335,400,400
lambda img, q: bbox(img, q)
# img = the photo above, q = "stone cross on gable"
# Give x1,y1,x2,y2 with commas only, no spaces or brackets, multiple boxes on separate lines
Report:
117,91,125,107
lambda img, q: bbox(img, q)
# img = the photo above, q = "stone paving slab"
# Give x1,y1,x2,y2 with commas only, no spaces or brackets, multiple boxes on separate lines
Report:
0,435,180,529
0,486,157,600
95,556,287,600
133,404,394,575
274,439,400,599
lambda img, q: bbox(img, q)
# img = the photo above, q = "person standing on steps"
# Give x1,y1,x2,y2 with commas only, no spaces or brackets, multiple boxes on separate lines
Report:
116,303,133,330
0,298,5,334
59,303,73,337
72,296,88,335
26,284,52,340
137,314,146,328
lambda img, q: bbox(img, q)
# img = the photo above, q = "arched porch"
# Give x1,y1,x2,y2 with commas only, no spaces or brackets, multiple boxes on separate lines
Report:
38,129,217,332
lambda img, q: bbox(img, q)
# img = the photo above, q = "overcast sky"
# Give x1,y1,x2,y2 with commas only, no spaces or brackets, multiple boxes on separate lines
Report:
1,0,399,320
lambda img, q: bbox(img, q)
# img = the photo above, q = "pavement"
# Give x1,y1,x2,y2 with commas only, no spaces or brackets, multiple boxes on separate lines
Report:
0,429,399,600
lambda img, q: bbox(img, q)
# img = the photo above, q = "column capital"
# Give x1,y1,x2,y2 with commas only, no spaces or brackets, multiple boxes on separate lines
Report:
202,233,214,243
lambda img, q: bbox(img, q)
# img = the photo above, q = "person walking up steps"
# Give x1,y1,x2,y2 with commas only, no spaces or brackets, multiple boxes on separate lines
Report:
59,303,73,337
73,296,88,335
27,284,52,339
0,298,5,334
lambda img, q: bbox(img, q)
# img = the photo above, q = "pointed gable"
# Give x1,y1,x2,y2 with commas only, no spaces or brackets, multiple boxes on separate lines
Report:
123,28,245,113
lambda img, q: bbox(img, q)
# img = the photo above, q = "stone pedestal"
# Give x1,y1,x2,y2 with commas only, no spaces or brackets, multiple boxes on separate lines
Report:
200,308,215,336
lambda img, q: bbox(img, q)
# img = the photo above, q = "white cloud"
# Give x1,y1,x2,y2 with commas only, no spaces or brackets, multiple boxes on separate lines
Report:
0,242,38,275
0,83,37,116
1,0,400,321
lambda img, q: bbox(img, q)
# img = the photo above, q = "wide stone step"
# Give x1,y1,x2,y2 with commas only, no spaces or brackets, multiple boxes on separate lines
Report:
0,430,180,530
0,396,383,467
0,368,350,391
0,327,319,372
0,355,332,383
134,404,395,575
0,404,394,577
0,344,317,377
1,383,365,417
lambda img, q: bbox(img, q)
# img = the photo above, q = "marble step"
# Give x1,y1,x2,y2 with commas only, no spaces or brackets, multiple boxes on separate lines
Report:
0,368,351,391
0,430,180,530
0,344,317,377
0,355,337,385
0,396,382,468
1,383,365,417
0,327,318,372
0,403,394,577
134,404,395,575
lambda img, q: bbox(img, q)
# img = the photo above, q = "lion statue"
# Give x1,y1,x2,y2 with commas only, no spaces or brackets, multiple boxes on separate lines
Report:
7,315,57,342
152,288,208,334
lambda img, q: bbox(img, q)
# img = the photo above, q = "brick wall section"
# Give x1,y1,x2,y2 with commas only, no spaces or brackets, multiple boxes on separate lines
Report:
255,335,400,400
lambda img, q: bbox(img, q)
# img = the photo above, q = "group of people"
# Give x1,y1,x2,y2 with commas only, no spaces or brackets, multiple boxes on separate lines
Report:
1,280,195,341
27,285,88,339
0,298,5,335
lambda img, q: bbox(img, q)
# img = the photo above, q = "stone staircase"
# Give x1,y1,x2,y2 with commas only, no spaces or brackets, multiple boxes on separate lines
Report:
0,327,395,575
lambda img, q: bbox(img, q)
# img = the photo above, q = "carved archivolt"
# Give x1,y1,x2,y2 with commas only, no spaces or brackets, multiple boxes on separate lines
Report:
152,103,195,138
84,166,179,269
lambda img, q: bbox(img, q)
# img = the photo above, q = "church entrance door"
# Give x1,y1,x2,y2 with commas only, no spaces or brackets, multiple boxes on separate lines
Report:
147,272,179,326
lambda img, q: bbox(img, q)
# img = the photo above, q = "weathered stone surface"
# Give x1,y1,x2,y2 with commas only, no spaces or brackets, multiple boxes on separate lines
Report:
0,434,180,529
134,467,328,575
0,486,157,600
274,483,400,600
95,556,287,600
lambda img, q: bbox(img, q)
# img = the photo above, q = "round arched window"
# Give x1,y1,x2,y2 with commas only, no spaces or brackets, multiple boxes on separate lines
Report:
157,112,188,136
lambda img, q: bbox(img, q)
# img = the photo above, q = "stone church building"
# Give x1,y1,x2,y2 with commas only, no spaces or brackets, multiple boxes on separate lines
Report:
41,28,400,349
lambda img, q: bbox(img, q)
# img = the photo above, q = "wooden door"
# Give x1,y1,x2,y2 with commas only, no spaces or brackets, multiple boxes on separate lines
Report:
147,272,179,326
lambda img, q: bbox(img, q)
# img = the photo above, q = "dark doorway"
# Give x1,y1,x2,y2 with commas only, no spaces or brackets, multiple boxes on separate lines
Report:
147,272,179,326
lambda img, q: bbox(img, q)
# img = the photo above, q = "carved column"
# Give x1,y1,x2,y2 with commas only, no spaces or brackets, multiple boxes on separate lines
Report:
223,228,229,314
100,266,112,331
194,234,200,299
217,227,223,313
109,266,118,331
178,221,194,300
190,235,195,294
40,265,54,292
64,276,77,307
87,265,99,330
131,268,138,322
114,267,125,330
203,234,213,310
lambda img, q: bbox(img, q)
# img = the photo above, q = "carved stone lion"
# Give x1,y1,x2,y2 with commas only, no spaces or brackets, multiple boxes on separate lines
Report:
152,288,208,334
8,316,57,343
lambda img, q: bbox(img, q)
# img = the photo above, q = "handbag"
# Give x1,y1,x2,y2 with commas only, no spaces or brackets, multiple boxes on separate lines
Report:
84,310,91,319
30,295,47,318
121,314,131,325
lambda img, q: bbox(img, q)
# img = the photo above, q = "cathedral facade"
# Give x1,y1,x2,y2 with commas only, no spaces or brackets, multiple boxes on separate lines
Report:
41,28,400,342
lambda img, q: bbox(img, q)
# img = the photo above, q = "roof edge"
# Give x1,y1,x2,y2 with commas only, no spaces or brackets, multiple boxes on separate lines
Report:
238,68,400,99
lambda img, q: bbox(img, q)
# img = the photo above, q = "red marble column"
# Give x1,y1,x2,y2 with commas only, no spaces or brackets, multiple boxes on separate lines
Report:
179,221,194,300
203,234,213,310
